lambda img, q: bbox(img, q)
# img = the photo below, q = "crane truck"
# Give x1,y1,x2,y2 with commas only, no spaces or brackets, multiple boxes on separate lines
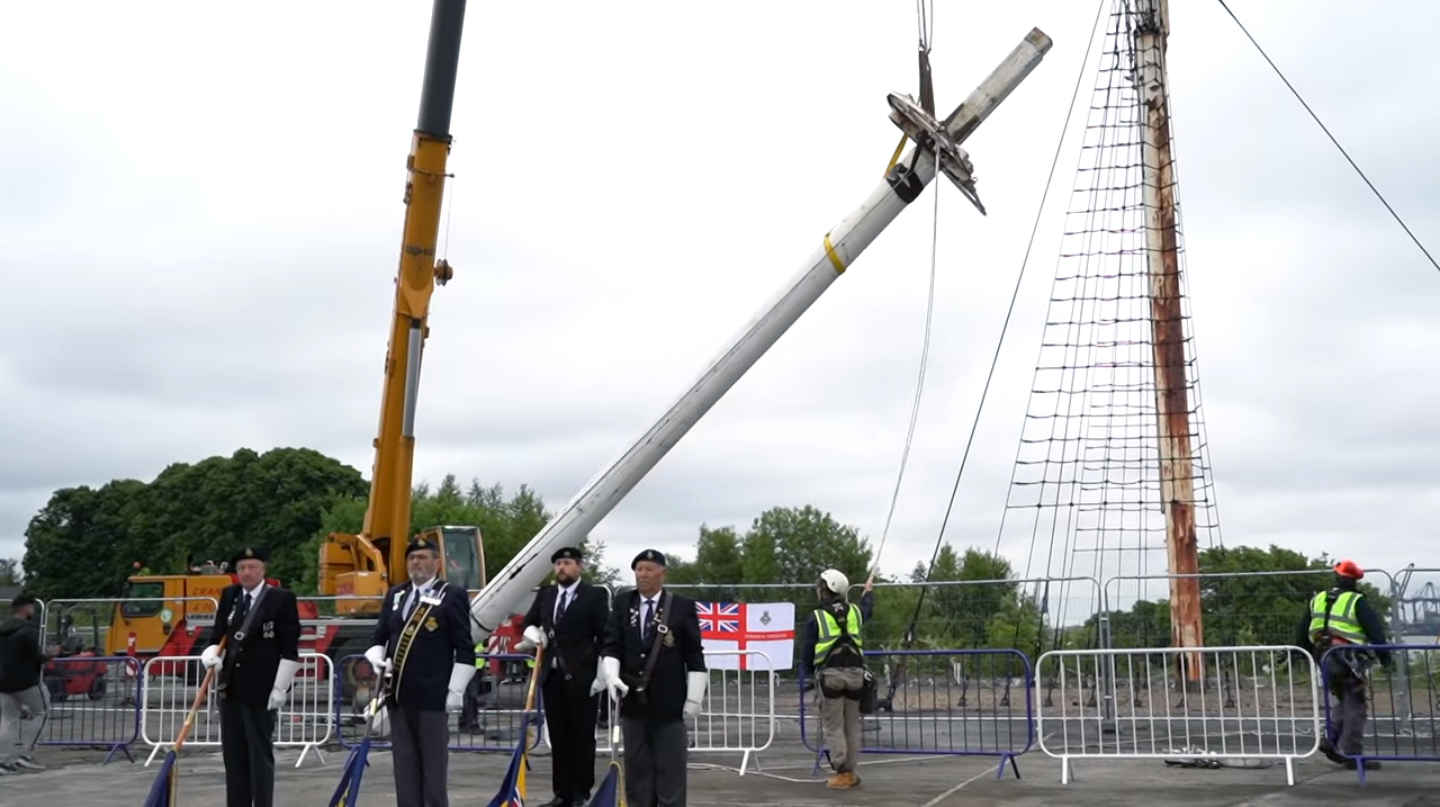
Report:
85,0,487,684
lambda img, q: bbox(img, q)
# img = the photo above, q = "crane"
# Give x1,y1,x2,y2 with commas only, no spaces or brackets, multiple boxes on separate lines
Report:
318,0,486,615
466,28,1055,644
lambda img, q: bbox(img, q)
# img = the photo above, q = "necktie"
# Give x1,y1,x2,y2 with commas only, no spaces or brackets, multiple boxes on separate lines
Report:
404,585,424,621
556,590,569,622
643,599,655,643
236,592,252,624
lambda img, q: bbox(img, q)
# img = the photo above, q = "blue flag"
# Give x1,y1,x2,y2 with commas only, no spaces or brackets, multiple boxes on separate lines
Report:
485,727,529,807
141,750,177,807
327,734,373,807
587,761,625,807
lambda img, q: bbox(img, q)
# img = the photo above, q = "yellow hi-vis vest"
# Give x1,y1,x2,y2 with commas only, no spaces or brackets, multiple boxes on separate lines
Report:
1308,590,1367,645
814,603,864,666
474,643,486,669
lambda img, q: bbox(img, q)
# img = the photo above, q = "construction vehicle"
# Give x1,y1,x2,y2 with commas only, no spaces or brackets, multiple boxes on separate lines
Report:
316,0,483,615
78,0,488,689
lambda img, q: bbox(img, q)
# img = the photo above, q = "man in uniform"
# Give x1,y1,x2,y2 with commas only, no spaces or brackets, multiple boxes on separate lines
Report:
602,550,707,807
798,569,875,790
519,546,608,807
200,546,303,807
1295,558,1390,771
364,536,477,807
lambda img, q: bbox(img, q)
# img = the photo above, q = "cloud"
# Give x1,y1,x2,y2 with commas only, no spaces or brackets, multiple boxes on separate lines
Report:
2,0,1439,618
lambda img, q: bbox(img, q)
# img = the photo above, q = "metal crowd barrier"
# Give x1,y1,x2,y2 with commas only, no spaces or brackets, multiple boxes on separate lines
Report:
687,649,777,774
1318,643,1440,785
1035,645,1320,786
333,653,541,754
33,655,143,765
544,649,776,776
799,649,1033,779
140,652,335,767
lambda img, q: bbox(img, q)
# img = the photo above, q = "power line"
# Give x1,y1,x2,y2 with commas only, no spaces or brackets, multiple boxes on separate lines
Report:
1215,0,1439,274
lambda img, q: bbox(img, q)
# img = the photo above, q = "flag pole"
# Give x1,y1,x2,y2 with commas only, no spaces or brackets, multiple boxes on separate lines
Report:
168,635,228,804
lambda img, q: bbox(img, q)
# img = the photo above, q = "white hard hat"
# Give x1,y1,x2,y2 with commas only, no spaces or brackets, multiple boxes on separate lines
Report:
818,569,849,595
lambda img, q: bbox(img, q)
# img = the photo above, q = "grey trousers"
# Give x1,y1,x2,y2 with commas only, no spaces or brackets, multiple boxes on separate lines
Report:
819,667,865,773
0,685,47,766
219,700,276,807
391,706,452,807
1325,658,1369,755
621,717,688,807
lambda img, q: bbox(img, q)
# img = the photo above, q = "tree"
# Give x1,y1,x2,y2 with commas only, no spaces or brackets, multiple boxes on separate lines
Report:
23,448,368,598
306,475,577,591
0,558,23,586
1084,544,1394,649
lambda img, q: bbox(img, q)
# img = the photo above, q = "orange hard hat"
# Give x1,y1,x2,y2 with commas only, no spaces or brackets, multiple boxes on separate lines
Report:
1333,559,1364,579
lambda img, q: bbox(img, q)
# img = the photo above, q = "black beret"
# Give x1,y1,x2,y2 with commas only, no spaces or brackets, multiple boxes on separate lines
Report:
229,545,269,567
406,536,440,558
551,546,583,563
631,549,667,570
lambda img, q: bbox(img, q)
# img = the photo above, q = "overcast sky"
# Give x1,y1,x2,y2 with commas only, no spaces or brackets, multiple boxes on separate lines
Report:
3,1,1437,604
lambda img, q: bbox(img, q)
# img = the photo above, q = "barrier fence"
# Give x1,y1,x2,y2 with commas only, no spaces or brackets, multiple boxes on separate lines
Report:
1036,645,1320,786
799,649,1033,778
27,567,1439,788
1319,643,1440,785
333,653,541,754
34,655,142,765
687,649,777,774
139,653,334,767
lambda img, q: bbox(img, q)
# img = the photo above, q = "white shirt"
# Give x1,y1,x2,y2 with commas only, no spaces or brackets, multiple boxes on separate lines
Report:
640,591,662,633
404,576,438,618
554,581,579,622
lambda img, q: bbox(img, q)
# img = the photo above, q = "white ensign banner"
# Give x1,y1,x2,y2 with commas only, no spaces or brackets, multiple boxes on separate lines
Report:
696,601,796,671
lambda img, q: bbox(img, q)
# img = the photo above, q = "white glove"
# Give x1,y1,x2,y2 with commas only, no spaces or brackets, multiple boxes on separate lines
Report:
268,658,301,711
446,663,475,712
363,645,389,676
522,625,547,648
602,656,627,700
589,662,607,697
683,671,708,720
514,638,536,654
200,644,223,670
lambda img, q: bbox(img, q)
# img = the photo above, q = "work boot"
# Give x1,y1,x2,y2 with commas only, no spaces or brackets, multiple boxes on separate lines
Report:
826,771,859,789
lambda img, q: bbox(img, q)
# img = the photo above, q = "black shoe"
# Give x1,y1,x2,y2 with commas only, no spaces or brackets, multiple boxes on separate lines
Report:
1319,741,1346,765
537,797,569,807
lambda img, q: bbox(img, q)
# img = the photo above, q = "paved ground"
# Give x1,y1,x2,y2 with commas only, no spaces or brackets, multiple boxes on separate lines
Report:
4,725,1438,807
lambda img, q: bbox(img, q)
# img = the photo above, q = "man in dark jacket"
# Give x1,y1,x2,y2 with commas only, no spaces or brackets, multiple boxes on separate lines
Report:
1294,559,1389,770
519,546,609,807
0,593,48,774
602,549,707,807
364,535,477,807
201,546,303,807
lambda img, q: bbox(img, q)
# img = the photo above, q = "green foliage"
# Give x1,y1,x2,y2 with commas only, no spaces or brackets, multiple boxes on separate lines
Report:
22,448,367,599
0,558,23,586
1092,544,1394,649
299,474,579,591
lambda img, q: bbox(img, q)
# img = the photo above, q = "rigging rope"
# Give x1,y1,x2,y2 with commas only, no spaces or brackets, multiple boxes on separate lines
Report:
1215,0,1439,274
868,0,941,580
885,0,1110,657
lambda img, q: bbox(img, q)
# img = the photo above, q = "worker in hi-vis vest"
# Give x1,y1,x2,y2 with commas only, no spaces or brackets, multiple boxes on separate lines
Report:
799,569,874,790
1295,559,1390,771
